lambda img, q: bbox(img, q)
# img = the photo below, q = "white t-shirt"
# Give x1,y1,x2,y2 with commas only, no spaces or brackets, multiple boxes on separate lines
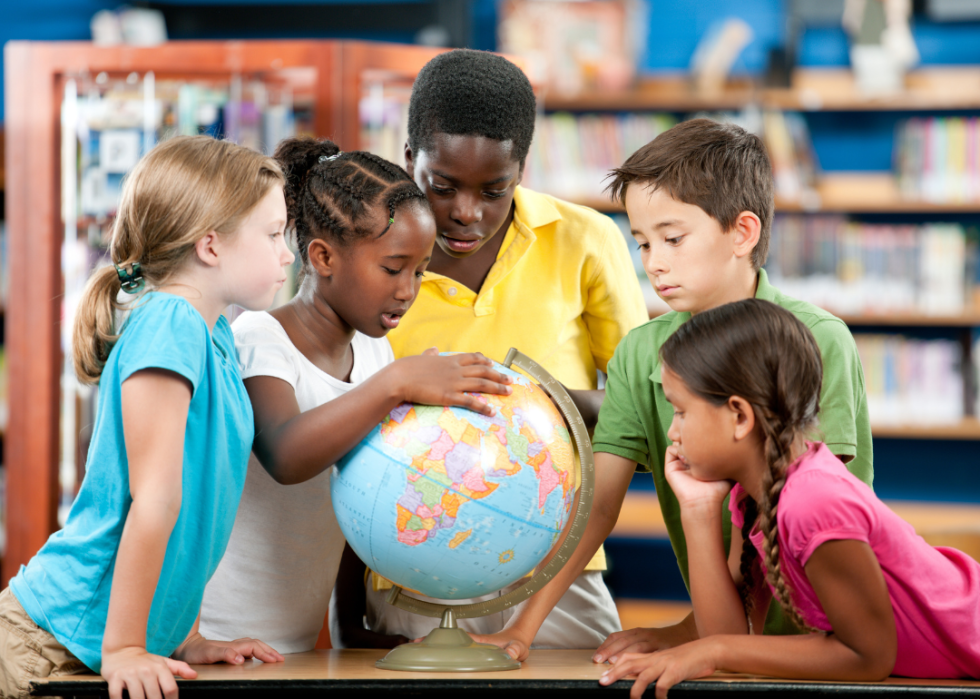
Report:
199,310,394,653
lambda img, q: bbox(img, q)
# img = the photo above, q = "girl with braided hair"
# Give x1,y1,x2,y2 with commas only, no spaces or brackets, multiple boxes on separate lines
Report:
198,137,512,654
600,299,980,699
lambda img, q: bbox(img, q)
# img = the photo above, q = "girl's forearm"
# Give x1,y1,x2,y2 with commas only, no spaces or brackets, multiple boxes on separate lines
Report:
708,631,894,681
255,369,404,484
681,510,748,637
102,499,180,654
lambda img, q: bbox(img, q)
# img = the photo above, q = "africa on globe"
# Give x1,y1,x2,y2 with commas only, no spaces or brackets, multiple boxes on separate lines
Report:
331,358,577,601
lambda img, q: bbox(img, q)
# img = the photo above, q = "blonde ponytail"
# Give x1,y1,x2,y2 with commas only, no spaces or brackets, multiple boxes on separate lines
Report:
71,135,283,384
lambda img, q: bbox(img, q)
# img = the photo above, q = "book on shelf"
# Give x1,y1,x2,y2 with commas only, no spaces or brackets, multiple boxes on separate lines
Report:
520,109,819,208
522,112,677,203
895,116,980,203
766,214,977,318
855,334,969,427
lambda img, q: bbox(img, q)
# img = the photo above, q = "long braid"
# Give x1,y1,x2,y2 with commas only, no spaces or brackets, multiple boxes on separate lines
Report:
756,419,817,633
736,495,760,626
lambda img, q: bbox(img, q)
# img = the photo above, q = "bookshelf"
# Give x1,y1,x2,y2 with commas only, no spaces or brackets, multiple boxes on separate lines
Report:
543,67,980,113
0,39,449,587
551,173,980,215
534,67,980,445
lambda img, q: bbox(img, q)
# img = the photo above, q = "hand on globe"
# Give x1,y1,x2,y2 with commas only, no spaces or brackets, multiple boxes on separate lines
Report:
389,349,513,417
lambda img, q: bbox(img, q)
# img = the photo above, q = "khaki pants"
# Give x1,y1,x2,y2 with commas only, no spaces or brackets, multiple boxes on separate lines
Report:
0,588,88,699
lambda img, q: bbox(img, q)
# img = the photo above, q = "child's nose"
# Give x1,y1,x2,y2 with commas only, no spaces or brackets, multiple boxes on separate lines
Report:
451,193,483,226
645,248,667,276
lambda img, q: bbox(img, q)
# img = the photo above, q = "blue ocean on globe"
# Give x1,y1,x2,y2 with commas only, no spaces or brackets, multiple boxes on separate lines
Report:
331,361,577,599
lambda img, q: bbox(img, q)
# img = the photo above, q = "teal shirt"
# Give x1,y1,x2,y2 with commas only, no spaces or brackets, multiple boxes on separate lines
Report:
593,269,873,633
11,293,253,671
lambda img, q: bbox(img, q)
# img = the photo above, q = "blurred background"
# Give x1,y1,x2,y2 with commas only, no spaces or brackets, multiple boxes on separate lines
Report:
2,0,979,639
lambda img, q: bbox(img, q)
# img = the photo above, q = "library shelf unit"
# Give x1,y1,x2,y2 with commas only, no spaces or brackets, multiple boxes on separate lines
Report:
541,66,980,445
0,39,450,586
558,173,980,216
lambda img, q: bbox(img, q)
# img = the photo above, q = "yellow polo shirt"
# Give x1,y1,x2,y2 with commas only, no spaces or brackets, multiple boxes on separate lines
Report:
374,186,648,587
390,186,648,386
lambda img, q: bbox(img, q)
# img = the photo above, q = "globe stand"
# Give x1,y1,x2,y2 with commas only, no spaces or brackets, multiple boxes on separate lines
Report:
375,607,521,672
375,348,595,673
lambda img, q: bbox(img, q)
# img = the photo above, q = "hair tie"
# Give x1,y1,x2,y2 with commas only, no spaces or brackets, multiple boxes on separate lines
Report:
378,202,396,236
114,262,145,294
319,152,343,163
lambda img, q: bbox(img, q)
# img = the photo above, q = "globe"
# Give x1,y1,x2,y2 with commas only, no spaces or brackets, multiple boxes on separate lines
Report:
331,355,578,601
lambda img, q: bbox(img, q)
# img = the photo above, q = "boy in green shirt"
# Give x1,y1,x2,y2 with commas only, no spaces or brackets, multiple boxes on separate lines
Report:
480,118,873,661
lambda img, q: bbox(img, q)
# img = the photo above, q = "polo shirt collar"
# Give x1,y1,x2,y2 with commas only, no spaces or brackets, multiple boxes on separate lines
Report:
417,186,559,316
512,185,562,229
649,269,769,384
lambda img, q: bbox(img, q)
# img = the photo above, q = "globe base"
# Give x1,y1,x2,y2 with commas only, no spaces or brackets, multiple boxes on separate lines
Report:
375,608,521,672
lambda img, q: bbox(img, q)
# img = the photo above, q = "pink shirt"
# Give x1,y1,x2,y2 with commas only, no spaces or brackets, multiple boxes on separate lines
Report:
730,442,980,678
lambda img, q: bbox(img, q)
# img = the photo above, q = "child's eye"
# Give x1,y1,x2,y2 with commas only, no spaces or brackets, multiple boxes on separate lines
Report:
666,236,683,245
415,270,426,279
636,242,650,251
484,191,507,200
431,185,453,195
382,266,400,276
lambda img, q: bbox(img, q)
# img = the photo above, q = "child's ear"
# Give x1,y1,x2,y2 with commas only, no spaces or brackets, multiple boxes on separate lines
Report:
731,211,762,260
307,238,338,278
194,231,222,268
728,395,756,441
404,142,415,179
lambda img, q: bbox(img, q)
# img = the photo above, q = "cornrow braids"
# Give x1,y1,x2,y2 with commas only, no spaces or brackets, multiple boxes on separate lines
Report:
274,137,429,264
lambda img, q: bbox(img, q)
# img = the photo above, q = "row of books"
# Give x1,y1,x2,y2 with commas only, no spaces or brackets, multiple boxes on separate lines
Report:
855,334,971,427
522,112,677,200
766,215,977,317
895,117,980,203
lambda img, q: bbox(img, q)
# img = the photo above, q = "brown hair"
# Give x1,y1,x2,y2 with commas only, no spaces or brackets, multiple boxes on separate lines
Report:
273,137,428,262
606,118,774,270
72,135,284,384
660,299,822,631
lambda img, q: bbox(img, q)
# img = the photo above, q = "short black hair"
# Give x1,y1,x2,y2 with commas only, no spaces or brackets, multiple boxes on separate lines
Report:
407,49,537,163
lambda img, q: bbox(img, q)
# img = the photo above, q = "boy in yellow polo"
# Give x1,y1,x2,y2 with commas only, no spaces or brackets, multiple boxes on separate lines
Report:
477,118,874,663
330,49,648,649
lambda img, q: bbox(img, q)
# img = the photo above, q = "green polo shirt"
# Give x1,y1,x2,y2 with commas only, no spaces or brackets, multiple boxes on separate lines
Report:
593,268,873,633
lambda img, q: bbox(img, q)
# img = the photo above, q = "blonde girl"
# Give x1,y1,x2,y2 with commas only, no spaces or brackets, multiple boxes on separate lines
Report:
600,299,980,698
0,135,292,699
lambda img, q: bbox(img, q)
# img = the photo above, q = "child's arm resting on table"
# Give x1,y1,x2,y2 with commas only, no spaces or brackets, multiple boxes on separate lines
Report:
250,350,511,485
599,538,897,699
470,451,636,661
102,369,285,699
98,370,198,699
664,446,764,639
170,614,283,666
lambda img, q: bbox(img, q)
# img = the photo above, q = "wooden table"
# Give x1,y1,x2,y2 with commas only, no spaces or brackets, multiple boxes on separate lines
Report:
31,650,980,698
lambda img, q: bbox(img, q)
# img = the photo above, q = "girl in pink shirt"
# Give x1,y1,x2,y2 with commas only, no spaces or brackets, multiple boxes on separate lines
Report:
600,299,980,699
